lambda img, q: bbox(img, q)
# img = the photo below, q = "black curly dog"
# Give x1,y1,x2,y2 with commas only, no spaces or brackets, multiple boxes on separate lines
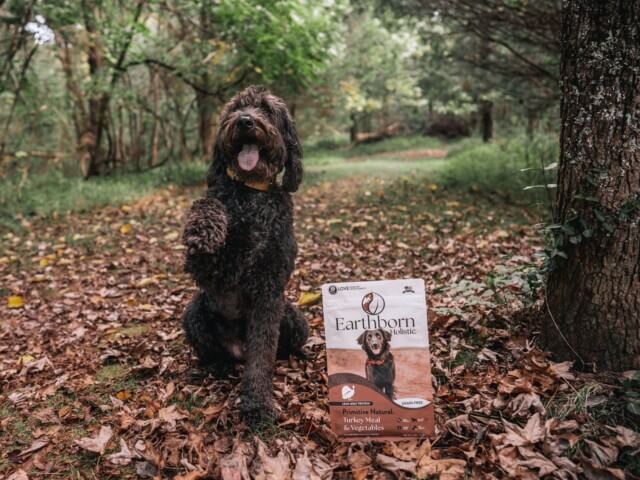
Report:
181,85,308,427
358,329,395,400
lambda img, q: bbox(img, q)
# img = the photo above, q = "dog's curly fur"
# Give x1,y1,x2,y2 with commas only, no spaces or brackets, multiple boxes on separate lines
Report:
181,85,308,427
182,198,228,255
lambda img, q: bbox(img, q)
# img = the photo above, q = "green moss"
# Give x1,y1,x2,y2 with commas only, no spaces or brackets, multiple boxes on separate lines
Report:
95,364,129,383
452,350,478,368
115,324,150,337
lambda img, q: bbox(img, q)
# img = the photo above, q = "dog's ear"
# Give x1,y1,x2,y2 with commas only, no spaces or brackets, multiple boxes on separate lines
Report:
206,139,227,188
381,329,392,342
279,108,303,192
357,331,367,346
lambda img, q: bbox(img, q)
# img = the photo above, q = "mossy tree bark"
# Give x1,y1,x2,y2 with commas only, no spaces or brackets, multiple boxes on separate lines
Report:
544,0,640,370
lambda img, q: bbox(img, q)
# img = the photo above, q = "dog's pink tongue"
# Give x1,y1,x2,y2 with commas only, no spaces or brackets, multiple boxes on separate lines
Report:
238,144,259,171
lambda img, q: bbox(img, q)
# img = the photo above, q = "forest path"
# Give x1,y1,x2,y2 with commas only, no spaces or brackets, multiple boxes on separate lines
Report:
1,173,635,479
347,146,449,162
305,146,450,184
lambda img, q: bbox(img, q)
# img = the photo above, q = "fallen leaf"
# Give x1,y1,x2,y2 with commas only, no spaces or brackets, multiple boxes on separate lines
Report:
106,439,139,466
75,425,113,455
8,295,24,308
497,413,546,447
417,457,466,479
16,438,49,458
478,347,499,362
292,451,323,480
517,446,558,476
606,425,640,449
136,277,157,288
253,439,291,480
220,440,251,480
548,361,575,381
581,458,625,480
585,439,618,467
298,291,321,306
506,392,546,417
202,403,226,423
158,405,187,429
383,439,429,461
19,354,35,364
7,469,29,480
348,450,371,480
376,453,416,475
174,471,207,480
115,390,131,401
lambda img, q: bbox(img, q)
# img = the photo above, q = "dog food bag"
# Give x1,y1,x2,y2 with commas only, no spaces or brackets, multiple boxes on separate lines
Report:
321,278,434,441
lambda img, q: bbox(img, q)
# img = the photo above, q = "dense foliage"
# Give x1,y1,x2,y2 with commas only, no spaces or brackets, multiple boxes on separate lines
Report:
0,0,559,178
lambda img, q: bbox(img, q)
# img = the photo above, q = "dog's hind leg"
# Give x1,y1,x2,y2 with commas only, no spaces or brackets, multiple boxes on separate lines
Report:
277,302,309,359
182,290,234,377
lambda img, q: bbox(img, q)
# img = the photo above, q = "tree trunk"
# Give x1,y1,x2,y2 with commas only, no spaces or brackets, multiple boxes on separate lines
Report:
349,112,358,143
480,100,493,142
196,91,217,161
526,108,537,140
544,0,640,371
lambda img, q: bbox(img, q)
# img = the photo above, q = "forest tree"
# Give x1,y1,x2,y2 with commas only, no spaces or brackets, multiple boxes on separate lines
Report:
545,0,640,370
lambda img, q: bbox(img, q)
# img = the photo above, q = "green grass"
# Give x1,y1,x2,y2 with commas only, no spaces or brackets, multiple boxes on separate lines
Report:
0,161,207,229
305,157,448,184
342,135,448,157
304,134,450,184
452,350,478,368
0,135,451,227
440,134,558,203
0,133,558,227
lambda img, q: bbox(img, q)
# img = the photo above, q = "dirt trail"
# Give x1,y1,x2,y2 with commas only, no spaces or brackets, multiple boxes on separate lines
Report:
348,147,449,162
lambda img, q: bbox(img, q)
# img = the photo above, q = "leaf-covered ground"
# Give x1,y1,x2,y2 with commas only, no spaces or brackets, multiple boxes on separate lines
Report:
1,172,639,479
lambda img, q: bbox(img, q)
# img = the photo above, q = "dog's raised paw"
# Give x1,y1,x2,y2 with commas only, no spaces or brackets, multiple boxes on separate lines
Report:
183,198,228,254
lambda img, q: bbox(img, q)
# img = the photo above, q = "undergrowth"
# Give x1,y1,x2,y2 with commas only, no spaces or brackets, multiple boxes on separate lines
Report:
0,161,207,230
440,134,558,211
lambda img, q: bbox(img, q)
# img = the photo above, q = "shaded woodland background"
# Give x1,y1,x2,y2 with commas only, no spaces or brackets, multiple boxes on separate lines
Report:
0,0,559,179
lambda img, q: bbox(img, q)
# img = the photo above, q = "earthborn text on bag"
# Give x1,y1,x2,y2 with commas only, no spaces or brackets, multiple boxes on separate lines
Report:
321,279,434,441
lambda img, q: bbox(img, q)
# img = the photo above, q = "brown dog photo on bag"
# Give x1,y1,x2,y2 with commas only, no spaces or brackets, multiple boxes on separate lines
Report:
357,328,396,399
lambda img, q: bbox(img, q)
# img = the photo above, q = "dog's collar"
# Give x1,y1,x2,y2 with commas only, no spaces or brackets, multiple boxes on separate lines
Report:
226,167,272,192
366,351,391,366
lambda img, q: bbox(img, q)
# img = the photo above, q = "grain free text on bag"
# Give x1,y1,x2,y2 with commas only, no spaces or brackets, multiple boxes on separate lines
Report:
322,278,434,441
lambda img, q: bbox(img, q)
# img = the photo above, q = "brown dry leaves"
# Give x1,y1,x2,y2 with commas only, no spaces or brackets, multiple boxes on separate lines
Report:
1,177,638,479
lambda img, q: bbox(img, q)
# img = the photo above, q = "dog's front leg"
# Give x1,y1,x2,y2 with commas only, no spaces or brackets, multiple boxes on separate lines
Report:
240,295,283,428
182,197,228,255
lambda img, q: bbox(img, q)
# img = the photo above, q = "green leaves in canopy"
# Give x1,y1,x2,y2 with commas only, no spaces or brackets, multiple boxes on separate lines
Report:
215,0,345,91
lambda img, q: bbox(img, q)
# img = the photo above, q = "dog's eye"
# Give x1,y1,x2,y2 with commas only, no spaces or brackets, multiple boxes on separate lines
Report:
260,103,273,115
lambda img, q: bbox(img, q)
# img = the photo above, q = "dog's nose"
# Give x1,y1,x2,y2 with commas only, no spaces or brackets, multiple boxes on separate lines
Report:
238,115,254,130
